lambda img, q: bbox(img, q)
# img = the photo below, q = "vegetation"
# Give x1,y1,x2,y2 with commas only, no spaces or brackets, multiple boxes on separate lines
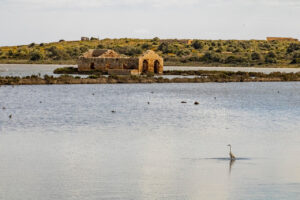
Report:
0,38,300,67
2,71,300,85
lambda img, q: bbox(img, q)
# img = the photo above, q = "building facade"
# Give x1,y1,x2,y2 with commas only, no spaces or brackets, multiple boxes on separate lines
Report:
77,49,163,75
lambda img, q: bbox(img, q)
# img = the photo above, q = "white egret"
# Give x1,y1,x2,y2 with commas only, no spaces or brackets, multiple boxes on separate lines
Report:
227,144,236,161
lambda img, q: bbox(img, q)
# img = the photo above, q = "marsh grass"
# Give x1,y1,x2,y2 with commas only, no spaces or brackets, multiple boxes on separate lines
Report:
2,70,300,85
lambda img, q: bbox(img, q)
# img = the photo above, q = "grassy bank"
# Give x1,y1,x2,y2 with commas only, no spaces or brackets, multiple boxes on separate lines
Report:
2,71,300,85
0,38,299,67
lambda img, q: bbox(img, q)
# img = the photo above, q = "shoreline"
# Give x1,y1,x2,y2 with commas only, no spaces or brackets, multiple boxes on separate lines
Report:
0,60,299,68
1,70,300,85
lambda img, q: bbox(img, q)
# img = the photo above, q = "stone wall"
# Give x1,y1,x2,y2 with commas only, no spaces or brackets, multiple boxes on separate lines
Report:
78,57,139,72
77,49,164,75
138,50,164,74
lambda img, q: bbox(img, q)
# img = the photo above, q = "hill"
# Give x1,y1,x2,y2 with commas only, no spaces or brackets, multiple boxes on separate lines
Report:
0,38,299,67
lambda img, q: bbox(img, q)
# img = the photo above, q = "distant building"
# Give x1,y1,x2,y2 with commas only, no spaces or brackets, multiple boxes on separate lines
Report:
266,37,298,42
77,49,163,75
81,37,90,41
159,39,193,45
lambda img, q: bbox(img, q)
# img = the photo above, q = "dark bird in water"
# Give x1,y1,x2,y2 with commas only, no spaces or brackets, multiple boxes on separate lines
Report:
2,107,5,110
92,93,95,96
181,101,187,104
150,91,154,94
227,144,236,161
147,102,150,104
111,110,116,113
40,101,42,103
9,114,12,119
214,97,217,100
194,101,199,105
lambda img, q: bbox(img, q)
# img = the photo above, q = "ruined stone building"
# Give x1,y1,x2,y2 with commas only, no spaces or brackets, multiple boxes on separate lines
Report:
77,49,163,75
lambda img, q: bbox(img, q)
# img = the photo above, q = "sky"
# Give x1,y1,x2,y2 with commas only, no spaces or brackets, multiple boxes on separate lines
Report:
0,0,299,46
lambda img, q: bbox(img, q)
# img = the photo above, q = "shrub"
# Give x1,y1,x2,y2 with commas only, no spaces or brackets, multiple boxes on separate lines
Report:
158,42,169,53
46,46,70,60
113,46,142,56
152,37,160,42
29,43,35,48
80,46,89,53
267,51,276,58
97,44,105,49
265,57,277,63
192,40,203,49
287,43,300,53
141,43,150,49
30,51,43,61
54,67,78,74
88,75,99,79
290,51,300,64
224,55,246,64
265,51,277,63
7,50,14,57
66,47,81,58
251,52,261,60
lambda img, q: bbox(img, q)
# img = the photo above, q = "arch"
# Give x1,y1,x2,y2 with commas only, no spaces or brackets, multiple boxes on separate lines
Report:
90,62,95,70
154,60,160,74
143,60,149,73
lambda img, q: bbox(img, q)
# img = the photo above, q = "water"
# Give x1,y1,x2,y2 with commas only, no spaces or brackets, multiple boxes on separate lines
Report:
0,64,63,77
165,66,300,74
1,82,300,200
1,64,300,77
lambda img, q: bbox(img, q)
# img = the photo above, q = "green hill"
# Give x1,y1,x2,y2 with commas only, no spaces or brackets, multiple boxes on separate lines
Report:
0,38,299,67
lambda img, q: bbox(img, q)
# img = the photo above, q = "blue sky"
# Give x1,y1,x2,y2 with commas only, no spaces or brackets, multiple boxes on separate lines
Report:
0,0,299,46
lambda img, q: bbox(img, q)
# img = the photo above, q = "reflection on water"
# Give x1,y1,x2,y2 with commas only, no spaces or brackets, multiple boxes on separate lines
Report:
1,82,300,200
229,159,235,175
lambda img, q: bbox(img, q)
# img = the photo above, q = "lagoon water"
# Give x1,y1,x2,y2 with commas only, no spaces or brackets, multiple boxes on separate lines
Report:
1,82,300,200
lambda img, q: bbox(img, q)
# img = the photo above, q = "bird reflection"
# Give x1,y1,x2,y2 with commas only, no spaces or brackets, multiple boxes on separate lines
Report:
229,159,235,175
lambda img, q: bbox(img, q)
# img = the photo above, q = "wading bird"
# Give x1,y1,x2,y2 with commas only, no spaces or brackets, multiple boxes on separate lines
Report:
227,144,236,161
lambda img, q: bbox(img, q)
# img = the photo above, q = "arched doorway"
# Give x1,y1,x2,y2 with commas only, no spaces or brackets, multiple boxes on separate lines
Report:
154,60,160,74
90,62,95,70
143,60,148,73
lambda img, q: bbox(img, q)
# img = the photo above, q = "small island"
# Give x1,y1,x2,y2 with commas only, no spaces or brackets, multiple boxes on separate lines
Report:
0,37,299,68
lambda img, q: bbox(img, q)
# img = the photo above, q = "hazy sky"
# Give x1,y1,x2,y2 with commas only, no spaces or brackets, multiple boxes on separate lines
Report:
0,0,299,46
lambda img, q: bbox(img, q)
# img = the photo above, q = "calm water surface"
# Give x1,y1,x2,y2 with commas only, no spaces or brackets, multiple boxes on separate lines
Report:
1,83,300,200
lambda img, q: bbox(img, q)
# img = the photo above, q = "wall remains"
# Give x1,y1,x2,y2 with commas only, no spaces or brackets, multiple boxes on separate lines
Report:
77,49,163,75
